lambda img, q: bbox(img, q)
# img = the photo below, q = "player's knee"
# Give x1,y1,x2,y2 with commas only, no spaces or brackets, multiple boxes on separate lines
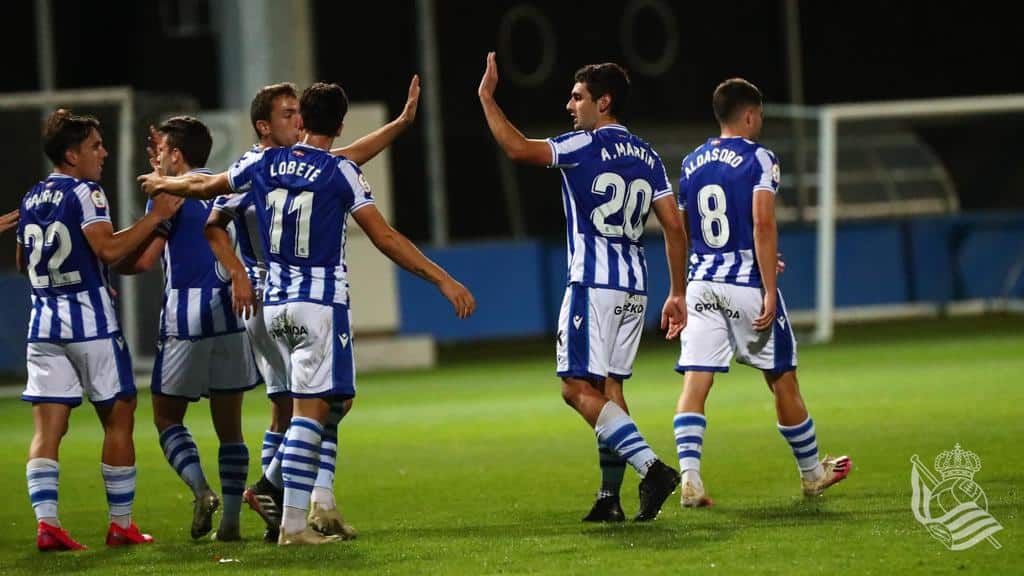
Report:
560,379,585,408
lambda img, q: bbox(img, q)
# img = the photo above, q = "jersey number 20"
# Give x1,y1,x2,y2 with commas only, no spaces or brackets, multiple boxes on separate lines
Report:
590,172,652,241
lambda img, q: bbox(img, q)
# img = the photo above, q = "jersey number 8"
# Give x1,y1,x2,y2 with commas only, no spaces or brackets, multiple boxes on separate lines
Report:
697,184,730,248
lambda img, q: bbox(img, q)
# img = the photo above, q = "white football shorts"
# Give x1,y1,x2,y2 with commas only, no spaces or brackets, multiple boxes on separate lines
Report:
556,284,646,381
677,280,798,374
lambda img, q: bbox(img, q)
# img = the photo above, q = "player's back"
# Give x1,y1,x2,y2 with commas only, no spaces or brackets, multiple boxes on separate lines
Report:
229,143,375,305
679,137,780,288
154,168,244,338
18,173,119,340
548,124,673,294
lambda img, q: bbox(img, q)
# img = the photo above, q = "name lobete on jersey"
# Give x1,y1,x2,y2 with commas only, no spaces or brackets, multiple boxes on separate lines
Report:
678,137,780,288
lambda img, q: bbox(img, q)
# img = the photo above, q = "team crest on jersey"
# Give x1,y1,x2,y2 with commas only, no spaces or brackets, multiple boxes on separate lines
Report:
91,189,107,208
292,149,306,158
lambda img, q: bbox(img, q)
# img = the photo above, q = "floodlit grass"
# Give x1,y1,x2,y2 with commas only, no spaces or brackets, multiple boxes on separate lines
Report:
0,317,1020,574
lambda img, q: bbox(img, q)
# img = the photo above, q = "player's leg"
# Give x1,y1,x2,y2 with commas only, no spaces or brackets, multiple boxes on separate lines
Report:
309,397,357,539
78,336,153,546
674,280,734,508
273,302,352,545
559,287,677,521
246,308,290,477
244,306,293,542
582,378,627,522
23,342,85,551
734,287,850,495
766,370,851,496
675,372,715,507
209,391,247,541
582,290,645,522
208,331,260,541
151,337,218,539
28,402,86,551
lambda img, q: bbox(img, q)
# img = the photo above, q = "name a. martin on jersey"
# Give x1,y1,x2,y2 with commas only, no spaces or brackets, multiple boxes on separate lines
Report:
269,159,322,182
683,148,745,179
25,188,65,210
599,142,656,170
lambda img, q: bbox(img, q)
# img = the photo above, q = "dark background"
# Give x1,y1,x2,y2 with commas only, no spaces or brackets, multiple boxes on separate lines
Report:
3,1,1021,241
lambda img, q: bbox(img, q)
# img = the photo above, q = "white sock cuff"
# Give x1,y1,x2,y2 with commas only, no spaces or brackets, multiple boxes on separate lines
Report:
28,458,59,471
595,401,630,432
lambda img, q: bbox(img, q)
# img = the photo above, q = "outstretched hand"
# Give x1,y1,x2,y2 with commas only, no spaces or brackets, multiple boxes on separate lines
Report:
399,75,421,125
477,51,499,100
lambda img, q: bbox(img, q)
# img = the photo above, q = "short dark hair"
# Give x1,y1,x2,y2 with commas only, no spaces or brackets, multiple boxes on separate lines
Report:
300,82,349,137
43,109,100,166
574,63,631,119
158,116,212,168
713,78,763,124
250,82,298,139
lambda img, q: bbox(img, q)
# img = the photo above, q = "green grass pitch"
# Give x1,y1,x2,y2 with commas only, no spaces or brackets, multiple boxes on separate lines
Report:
0,317,1020,574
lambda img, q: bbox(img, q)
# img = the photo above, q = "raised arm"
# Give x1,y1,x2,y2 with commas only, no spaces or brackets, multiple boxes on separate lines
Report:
137,170,231,200
752,189,779,331
653,196,688,339
332,75,420,165
83,194,182,265
351,204,475,319
205,208,256,319
477,52,552,166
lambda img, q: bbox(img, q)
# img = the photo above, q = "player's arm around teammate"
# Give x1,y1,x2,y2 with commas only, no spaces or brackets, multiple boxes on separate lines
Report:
0,208,19,233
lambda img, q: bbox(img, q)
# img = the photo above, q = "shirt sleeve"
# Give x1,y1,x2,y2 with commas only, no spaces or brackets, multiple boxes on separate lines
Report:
753,147,781,194
75,182,112,229
338,159,375,214
650,151,674,202
677,155,690,211
546,131,594,169
227,149,265,193
212,191,253,217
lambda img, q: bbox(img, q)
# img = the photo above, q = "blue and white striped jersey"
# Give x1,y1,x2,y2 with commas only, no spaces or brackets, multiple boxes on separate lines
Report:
213,146,264,289
678,137,780,287
147,169,244,339
223,143,375,306
547,124,673,295
17,173,120,342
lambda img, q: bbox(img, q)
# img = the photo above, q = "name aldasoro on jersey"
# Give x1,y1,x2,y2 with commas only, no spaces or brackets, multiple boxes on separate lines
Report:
599,140,657,170
682,145,745,178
